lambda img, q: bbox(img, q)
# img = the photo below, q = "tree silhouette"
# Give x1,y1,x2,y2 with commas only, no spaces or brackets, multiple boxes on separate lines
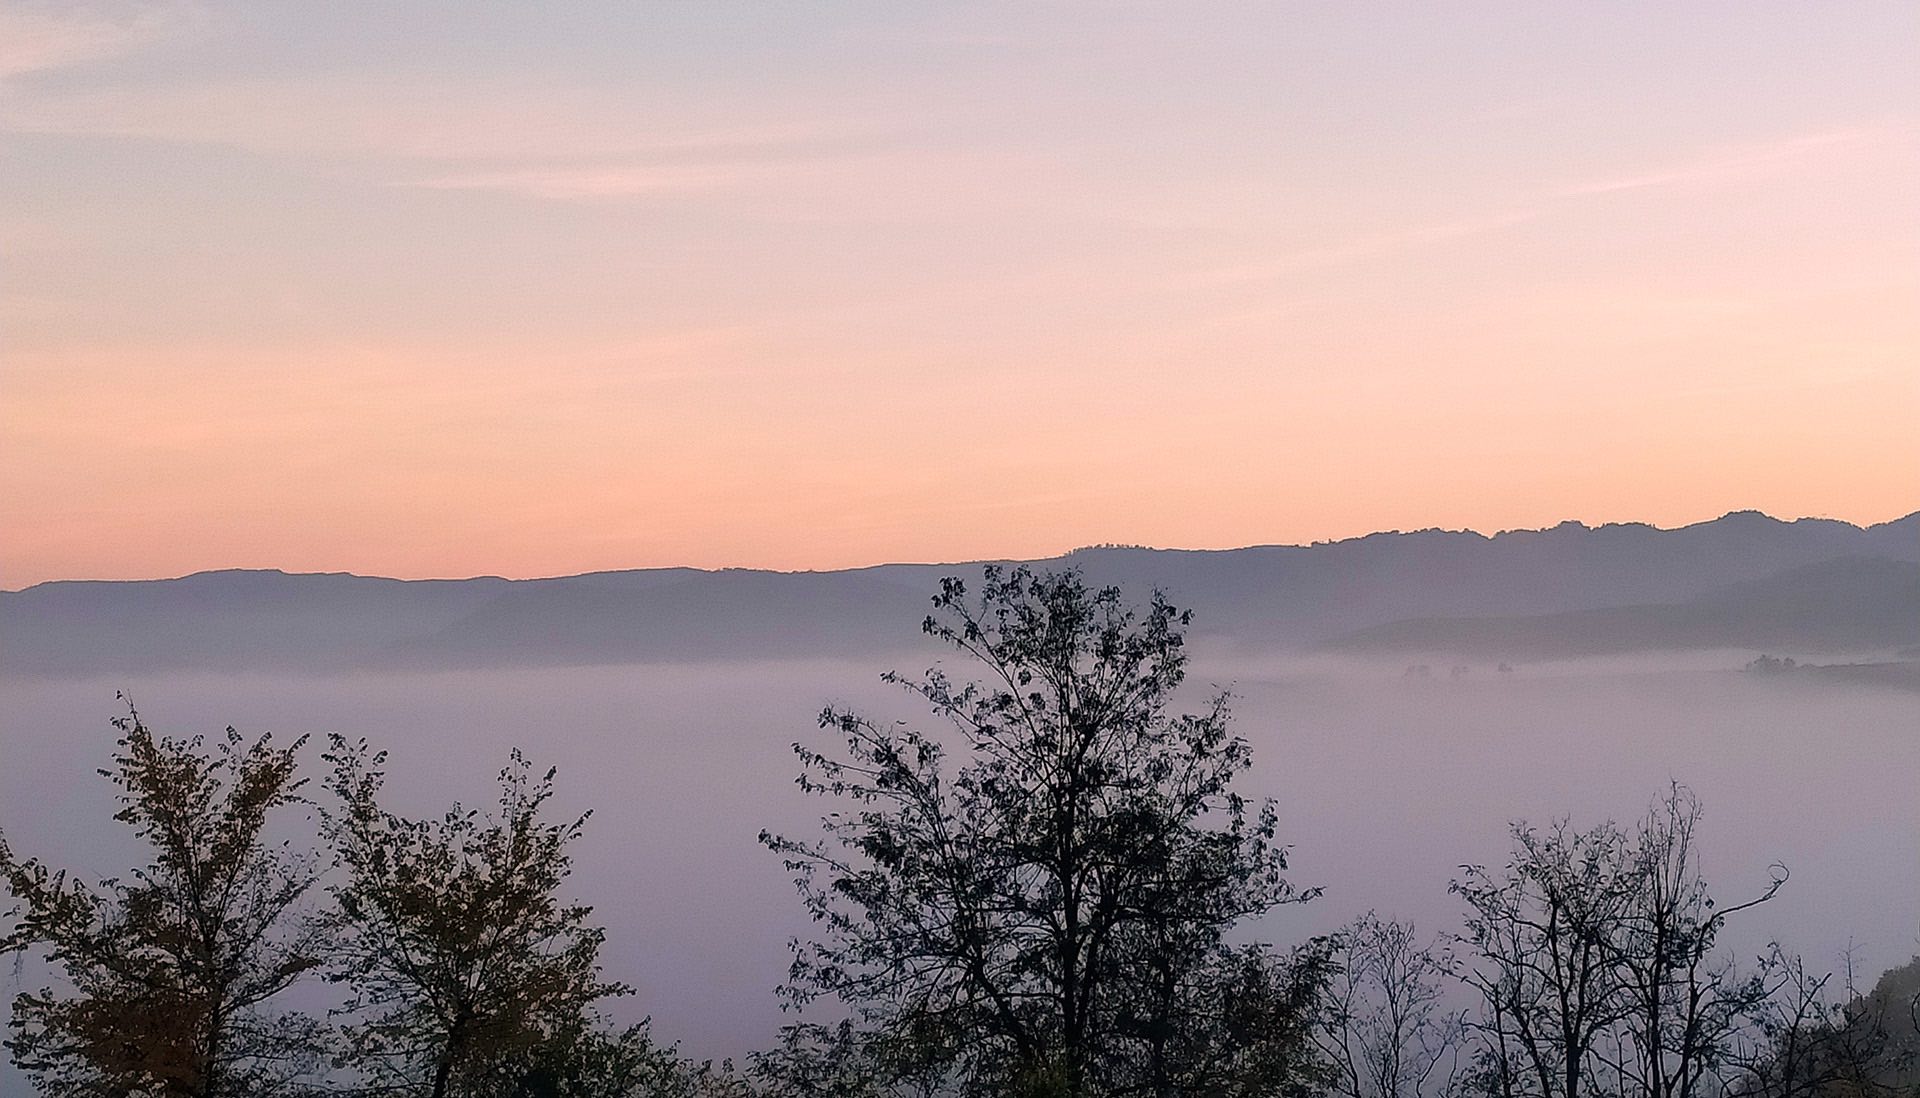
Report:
760,566,1321,1097
321,737,632,1098
1314,914,1464,1098
1452,787,1785,1098
1607,786,1784,1098
1735,949,1919,1098
0,703,328,1097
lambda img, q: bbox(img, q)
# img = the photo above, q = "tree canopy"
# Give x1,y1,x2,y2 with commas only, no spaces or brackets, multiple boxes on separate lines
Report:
0,704,327,1098
322,737,634,1098
760,565,1322,1097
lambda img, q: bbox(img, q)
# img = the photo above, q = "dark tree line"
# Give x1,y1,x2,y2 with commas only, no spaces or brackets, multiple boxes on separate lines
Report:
3,568,1914,1098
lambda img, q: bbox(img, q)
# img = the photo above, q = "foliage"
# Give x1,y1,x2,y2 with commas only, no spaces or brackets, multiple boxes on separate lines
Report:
501,1019,759,1098
0,703,328,1097
759,566,1320,1097
321,737,628,1098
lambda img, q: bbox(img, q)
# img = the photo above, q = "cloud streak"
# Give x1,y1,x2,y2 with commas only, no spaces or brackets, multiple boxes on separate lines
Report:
1564,127,1900,196
401,163,771,200
1198,209,1542,284
0,2,197,79
0,67,881,167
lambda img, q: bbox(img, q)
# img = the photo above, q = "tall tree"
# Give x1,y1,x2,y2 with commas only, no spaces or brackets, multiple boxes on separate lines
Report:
0,703,328,1097
321,737,629,1098
759,566,1320,1098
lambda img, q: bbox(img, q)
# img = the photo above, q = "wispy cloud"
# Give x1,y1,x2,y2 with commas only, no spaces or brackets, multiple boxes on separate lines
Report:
3,63,895,201
0,2,198,79
401,163,769,200
393,138,898,200
0,68,882,167
1196,124,1908,287
1564,127,1898,196
1199,209,1541,284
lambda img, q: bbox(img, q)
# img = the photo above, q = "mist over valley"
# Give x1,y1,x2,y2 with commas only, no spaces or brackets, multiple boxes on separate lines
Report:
5,511,1915,1072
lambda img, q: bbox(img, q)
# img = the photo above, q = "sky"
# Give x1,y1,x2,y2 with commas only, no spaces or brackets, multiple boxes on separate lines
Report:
3,2,1916,587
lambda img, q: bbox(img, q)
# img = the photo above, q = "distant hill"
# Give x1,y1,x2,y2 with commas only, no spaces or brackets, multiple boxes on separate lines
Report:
384,568,938,668
1323,557,1920,661
3,510,1915,677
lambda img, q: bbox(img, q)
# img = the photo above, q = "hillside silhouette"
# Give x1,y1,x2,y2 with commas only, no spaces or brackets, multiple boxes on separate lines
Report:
4,510,1915,677
1323,556,1920,660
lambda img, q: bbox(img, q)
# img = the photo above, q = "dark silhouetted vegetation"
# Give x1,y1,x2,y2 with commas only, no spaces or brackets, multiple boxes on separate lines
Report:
0,703,328,1097
1451,785,1788,1098
321,737,644,1098
1313,914,1463,1098
759,566,1323,1097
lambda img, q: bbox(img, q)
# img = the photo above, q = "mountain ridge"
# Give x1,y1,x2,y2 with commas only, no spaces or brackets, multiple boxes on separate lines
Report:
4,509,1915,677
1321,556,1920,661
9,509,1914,594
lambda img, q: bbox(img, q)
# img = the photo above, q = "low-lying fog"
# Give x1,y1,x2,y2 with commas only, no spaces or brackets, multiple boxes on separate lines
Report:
3,655,1916,1066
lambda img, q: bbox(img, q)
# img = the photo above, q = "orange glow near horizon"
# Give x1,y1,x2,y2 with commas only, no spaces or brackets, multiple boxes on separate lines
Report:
3,5,1916,587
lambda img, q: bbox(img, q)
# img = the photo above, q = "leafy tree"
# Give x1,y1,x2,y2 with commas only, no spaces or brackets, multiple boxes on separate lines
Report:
0,703,328,1097
749,1019,944,1098
1103,940,1332,1098
759,566,1320,1098
1453,816,1635,1098
321,737,630,1098
506,1019,758,1098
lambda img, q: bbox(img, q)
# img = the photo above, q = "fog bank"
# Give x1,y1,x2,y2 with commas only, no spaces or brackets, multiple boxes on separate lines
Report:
1,656,1915,1067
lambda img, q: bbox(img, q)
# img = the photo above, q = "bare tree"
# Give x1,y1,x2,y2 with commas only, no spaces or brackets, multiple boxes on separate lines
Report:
1314,914,1465,1098
1605,786,1784,1098
1453,817,1636,1098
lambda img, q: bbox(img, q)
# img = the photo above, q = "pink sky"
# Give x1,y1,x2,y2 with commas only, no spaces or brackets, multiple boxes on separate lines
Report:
3,3,1916,586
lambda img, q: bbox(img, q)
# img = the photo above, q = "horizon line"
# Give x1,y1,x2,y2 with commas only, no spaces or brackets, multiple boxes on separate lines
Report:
8,506,1916,595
